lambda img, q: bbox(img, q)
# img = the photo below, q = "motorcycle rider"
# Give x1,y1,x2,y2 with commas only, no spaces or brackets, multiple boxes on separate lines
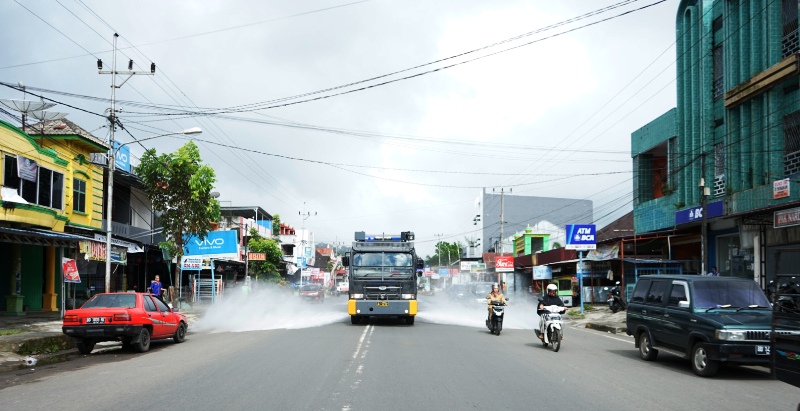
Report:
538,284,566,335
486,283,506,323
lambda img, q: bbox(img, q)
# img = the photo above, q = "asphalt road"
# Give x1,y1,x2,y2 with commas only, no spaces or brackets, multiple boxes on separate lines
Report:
0,292,797,410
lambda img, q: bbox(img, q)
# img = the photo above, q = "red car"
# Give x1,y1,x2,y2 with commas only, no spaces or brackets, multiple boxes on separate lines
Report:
62,292,187,354
299,284,325,303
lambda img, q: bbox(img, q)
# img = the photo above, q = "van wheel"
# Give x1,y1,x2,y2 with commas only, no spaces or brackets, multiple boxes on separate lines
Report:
638,332,658,361
691,342,719,377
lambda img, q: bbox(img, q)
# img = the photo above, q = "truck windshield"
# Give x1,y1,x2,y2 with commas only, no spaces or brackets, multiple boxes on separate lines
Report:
693,281,770,310
352,252,414,278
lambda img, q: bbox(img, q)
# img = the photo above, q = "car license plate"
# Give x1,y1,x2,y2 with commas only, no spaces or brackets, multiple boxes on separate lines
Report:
756,345,770,355
377,302,389,306
86,317,106,324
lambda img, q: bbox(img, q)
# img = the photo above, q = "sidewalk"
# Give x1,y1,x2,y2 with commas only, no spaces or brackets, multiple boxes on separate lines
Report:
565,306,628,334
0,305,203,373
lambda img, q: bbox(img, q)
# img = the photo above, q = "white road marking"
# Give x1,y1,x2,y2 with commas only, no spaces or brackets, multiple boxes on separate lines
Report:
352,325,371,359
575,327,634,344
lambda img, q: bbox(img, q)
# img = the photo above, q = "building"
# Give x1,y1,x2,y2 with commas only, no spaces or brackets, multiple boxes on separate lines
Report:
632,0,800,288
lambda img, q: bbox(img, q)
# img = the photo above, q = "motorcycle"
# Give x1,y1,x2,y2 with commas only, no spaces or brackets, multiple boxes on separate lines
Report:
605,281,627,313
485,300,507,336
535,302,565,352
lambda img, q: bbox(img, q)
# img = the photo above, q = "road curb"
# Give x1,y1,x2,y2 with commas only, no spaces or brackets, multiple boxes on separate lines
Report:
585,322,626,334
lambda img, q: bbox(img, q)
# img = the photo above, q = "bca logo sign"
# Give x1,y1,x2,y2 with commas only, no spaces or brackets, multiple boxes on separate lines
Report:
565,224,597,250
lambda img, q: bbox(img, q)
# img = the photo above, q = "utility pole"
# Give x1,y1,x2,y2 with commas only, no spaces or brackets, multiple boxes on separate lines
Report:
699,153,709,275
434,234,443,269
493,188,511,255
98,33,155,293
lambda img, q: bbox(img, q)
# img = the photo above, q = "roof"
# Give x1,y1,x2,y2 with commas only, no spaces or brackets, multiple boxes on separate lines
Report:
596,211,634,242
220,206,272,220
27,118,108,150
0,226,89,247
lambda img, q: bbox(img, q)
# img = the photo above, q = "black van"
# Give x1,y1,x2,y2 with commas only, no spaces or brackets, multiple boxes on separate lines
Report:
626,275,772,377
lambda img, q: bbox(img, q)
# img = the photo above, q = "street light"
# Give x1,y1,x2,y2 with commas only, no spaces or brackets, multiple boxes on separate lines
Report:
103,127,202,293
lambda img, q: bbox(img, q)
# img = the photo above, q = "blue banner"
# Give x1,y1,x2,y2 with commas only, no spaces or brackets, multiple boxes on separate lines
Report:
184,230,238,256
113,141,131,172
675,200,724,225
565,224,596,250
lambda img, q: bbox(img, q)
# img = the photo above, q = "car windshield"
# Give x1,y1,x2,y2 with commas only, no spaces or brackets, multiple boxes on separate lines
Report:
301,285,319,291
693,280,770,310
352,252,414,279
81,294,136,309
472,284,493,296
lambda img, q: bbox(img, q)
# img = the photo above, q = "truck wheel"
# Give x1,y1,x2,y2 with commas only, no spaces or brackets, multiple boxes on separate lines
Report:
691,342,719,377
350,316,361,325
76,340,95,354
405,316,415,325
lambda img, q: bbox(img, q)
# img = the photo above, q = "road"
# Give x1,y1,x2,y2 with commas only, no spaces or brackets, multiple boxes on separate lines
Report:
0,291,796,410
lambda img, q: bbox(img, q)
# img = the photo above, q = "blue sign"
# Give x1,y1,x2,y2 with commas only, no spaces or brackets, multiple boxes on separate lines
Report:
675,200,724,225
565,224,596,250
297,257,307,269
184,230,238,256
438,268,449,276
113,141,131,172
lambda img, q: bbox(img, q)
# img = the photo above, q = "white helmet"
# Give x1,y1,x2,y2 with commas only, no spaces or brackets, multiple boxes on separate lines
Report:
547,284,557,292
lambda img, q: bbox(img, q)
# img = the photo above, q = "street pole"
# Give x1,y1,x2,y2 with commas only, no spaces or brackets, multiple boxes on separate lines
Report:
700,154,708,275
98,33,155,293
579,250,585,314
299,202,317,289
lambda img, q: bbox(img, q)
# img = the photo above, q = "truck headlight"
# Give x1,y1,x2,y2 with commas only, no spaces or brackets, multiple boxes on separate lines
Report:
350,293,364,299
715,330,745,341
401,294,415,299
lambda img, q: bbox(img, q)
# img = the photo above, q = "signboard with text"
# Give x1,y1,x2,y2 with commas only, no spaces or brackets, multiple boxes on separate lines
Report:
675,200,724,225
62,258,80,283
533,265,552,280
774,178,790,199
184,230,238,258
495,256,514,272
775,206,800,228
565,224,596,250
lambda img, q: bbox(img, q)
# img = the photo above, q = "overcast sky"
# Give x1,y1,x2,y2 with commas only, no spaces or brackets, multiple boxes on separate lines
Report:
0,0,679,257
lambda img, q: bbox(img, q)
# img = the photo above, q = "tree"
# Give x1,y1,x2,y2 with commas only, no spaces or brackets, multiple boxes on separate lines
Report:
272,214,281,237
246,228,283,282
134,141,220,262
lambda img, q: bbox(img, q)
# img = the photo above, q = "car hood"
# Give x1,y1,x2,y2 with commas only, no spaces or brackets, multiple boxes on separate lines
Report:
698,310,772,329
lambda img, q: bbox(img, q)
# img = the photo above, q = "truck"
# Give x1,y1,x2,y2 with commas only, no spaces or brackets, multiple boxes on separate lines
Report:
342,231,423,325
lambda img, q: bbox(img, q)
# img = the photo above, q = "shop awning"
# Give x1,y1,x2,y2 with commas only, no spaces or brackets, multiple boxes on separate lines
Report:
0,226,88,247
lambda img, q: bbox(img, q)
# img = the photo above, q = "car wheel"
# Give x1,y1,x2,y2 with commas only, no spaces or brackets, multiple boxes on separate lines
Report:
551,329,561,352
691,342,719,377
405,316,415,325
638,331,658,361
76,340,95,355
133,328,151,353
173,322,187,343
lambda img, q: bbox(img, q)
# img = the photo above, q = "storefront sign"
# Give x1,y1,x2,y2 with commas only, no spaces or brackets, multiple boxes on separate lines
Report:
774,178,790,199
495,256,514,272
775,206,800,228
675,200,724,225
533,265,552,280
94,234,143,253
79,241,126,264
181,257,203,270
460,261,476,272
184,230,238,259
565,224,596,250
248,252,265,261
62,258,80,283
470,263,486,273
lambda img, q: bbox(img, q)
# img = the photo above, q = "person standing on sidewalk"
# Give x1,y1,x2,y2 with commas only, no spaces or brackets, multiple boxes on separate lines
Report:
149,275,163,297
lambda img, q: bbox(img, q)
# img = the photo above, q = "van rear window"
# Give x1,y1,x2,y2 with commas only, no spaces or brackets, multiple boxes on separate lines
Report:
631,279,651,303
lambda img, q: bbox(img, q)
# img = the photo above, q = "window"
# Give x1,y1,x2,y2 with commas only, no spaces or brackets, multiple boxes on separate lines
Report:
783,0,799,57
784,111,800,176
645,281,669,305
2,154,63,209
143,295,158,312
631,279,651,303
73,179,87,213
667,282,689,307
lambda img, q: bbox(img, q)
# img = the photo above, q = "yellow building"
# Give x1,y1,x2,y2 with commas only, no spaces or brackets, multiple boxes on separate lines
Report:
0,118,107,314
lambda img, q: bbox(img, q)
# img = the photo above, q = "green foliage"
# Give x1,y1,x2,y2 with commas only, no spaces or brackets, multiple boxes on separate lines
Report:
272,214,281,236
134,141,218,260
246,228,284,282
566,309,585,318
584,304,594,311
0,329,23,336
426,241,464,267
551,242,561,249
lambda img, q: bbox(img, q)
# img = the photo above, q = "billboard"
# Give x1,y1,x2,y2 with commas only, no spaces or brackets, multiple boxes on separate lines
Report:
495,256,514,272
565,224,596,250
184,230,238,258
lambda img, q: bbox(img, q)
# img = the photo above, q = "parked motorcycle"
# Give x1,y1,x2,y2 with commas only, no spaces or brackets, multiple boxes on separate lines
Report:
535,302,565,352
605,281,627,313
485,300,507,336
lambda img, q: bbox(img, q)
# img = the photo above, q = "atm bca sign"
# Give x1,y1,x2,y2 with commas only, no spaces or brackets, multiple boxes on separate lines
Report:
565,224,596,250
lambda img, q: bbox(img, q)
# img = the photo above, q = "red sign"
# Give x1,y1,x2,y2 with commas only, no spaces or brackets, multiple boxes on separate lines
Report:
62,258,80,283
775,207,800,228
495,256,514,272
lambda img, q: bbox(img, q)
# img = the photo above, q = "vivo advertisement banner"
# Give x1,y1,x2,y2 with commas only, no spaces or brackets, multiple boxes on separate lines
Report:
113,141,131,172
533,265,552,280
184,230,238,256
675,200,724,225
565,224,596,250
